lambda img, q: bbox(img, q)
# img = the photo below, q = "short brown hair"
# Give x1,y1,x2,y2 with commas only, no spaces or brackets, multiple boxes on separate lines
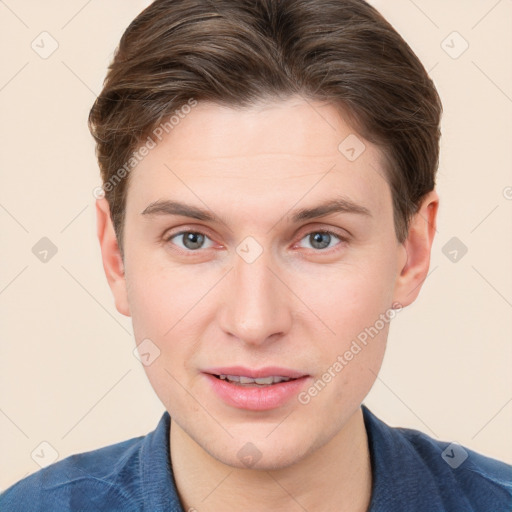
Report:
88,0,442,259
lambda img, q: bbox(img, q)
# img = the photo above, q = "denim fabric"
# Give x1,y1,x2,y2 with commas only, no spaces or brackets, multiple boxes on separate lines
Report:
1,405,511,511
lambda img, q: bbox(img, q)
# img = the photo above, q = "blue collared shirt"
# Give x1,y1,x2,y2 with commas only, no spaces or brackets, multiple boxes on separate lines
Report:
1,405,511,511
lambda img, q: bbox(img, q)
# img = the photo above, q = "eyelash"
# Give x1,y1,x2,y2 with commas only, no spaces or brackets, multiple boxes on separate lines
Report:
164,228,349,254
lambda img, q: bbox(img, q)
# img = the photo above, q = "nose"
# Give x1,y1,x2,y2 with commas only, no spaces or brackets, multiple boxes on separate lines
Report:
218,246,293,347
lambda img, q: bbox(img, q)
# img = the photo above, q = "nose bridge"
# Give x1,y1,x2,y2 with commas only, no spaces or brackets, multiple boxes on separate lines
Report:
219,242,291,345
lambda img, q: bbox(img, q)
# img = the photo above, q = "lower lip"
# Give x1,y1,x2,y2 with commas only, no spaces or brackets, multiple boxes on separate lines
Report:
203,373,310,411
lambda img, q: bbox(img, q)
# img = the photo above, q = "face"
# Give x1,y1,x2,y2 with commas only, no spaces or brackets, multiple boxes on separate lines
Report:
103,96,417,470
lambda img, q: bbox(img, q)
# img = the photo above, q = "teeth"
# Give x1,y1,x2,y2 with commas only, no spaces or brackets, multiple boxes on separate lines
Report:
272,376,293,383
218,374,293,385
254,376,274,385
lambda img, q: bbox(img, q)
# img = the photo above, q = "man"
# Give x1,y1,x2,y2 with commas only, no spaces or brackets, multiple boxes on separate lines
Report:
1,0,511,511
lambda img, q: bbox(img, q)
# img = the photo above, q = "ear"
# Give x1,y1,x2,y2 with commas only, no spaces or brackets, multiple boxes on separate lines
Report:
392,190,439,308
96,197,131,317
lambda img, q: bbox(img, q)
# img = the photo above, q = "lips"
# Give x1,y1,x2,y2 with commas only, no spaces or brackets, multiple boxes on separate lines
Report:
203,366,308,380
202,369,311,410
217,375,293,385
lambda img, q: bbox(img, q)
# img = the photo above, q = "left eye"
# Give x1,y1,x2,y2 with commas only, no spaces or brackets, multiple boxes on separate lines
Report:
297,230,344,251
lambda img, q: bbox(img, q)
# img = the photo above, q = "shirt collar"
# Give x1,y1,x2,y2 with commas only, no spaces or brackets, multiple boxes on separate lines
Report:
361,404,453,511
139,410,183,512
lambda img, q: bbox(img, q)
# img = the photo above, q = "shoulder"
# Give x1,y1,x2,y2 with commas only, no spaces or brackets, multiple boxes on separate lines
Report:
362,405,512,511
399,423,512,502
0,434,146,512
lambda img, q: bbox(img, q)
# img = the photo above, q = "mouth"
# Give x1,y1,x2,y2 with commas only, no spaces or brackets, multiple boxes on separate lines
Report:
202,367,311,410
203,366,308,385
211,374,300,386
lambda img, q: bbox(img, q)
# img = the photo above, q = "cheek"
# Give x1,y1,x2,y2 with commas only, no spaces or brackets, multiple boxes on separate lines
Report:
125,260,209,392
126,259,199,338
127,270,200,416
306,319,390,419
309,256,396,331
302,255,395,388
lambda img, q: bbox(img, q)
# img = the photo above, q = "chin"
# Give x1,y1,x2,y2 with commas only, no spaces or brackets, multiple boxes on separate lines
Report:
206,431,317,472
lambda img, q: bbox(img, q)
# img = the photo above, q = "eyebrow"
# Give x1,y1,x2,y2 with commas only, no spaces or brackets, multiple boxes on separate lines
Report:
140,197,371,224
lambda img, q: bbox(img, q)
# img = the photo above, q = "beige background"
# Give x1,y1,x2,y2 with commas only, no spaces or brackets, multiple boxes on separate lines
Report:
1,0,511,491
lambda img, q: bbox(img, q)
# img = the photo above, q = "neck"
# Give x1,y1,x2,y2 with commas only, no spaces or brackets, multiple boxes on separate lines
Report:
169,406,372,512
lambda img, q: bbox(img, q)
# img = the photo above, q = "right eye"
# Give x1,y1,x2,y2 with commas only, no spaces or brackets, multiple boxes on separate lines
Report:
166,231,216,252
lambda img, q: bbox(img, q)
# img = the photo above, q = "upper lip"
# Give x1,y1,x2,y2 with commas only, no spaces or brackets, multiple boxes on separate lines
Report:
203,366,309,379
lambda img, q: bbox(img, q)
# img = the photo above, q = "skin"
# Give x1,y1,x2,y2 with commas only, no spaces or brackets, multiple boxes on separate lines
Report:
96,96,438,512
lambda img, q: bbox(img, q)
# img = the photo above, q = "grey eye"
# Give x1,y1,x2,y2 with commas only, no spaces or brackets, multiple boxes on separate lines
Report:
299,231,341,250
309,232,332,249
169,231,214,251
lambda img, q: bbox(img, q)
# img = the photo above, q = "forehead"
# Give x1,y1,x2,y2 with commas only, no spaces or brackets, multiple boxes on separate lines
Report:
150,97,373,163
126,96,391,218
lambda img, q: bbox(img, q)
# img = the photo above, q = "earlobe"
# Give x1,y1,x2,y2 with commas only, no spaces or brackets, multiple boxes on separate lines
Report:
95,198,131,317
392,190,439,307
